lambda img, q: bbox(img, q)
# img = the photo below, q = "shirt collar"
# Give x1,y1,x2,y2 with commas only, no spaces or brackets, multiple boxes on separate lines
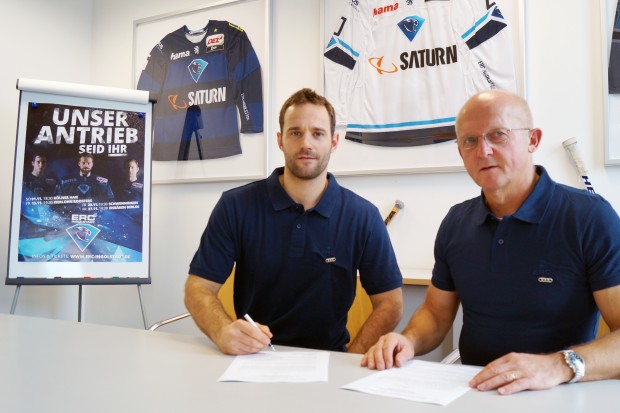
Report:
474,165,553,225
512,165,553,224
266,167,339,218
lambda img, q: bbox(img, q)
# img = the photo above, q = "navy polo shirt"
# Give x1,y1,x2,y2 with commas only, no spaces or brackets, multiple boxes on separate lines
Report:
189,167,402,351
432,166,620,366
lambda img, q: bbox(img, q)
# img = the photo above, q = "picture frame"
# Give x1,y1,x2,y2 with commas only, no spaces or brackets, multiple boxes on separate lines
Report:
601,0,620,165
132,0,271,184
319,0,527,176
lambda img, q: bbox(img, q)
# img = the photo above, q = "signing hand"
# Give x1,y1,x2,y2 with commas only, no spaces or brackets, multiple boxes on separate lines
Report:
214,318,273,355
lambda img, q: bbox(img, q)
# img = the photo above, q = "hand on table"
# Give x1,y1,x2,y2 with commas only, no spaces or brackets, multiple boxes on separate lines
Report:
469,352,574,395
361,332,415,370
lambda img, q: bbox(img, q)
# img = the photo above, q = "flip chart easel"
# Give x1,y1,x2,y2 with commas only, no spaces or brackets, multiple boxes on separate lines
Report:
7,78,153,328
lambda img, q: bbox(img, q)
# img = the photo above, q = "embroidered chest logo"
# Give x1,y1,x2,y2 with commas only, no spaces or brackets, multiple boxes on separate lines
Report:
205,34,225,52
533,267,555,284
77,184,91,196
188,59,208,83
537,277,554,284
398,16,425,42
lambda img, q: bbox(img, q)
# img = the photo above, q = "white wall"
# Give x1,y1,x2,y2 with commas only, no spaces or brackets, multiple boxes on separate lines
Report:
1,1,619,344
0,0,94,319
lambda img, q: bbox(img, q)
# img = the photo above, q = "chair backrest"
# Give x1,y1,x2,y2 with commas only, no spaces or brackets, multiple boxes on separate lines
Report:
216,272,236,319
217,271,373,346
598,318,610,337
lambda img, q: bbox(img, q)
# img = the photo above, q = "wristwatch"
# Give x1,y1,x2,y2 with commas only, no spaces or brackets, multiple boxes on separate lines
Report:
559,350,585,383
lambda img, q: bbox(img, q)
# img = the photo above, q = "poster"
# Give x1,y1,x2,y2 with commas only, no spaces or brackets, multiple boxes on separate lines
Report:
8,79,152,284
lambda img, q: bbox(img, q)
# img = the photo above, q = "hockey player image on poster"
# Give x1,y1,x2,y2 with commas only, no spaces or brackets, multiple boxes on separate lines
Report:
137,21,263,161
18,102,146,263
324,0,517,147
23,152,58,198
115,158,144,205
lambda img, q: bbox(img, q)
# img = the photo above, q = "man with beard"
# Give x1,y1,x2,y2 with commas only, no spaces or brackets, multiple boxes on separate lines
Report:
56,153,114,203
185,88,403,355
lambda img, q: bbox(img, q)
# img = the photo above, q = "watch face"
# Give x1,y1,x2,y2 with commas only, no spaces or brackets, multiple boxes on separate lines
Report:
568,351,584,364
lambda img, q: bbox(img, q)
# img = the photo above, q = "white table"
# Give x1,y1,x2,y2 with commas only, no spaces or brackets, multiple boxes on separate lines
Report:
1,313,618,412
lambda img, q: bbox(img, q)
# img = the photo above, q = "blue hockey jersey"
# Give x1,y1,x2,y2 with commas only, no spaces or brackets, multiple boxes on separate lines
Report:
138,21,263,161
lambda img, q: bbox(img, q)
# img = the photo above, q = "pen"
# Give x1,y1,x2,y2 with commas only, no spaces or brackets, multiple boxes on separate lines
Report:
243,314,276,351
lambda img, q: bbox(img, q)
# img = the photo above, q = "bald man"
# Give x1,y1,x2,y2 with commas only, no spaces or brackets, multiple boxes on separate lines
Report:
362,90,620,395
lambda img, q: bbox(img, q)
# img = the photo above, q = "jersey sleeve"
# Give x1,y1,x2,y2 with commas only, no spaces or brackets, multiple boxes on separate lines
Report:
226,22,263,133
137,42,167,97
453,1,517,94
323,0,372,125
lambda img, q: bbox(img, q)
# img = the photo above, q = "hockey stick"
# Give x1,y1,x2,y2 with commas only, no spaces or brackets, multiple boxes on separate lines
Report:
384,200,405,226
562,138,596,194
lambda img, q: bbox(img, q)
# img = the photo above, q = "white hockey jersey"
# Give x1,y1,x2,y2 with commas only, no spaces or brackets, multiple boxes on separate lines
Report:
324,0,517,146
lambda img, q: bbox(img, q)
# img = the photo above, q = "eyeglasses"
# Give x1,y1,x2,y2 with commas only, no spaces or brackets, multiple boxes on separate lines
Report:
456,128,531,151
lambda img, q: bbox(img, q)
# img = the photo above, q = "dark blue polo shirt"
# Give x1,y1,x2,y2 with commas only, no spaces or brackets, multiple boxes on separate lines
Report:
189,167,402,351
432,166,620,366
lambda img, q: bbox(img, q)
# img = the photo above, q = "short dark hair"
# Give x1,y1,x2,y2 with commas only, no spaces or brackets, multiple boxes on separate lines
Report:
124,159,139,168
31,152,47,162
278,88,336,136
79,153,95,162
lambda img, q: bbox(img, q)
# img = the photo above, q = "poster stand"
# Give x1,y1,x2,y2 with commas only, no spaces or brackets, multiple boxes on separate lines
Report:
7,79,154,328
9,284,149,328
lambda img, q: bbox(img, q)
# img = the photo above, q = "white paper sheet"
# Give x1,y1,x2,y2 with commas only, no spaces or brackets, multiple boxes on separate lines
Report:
218,351,330,383
342,360,482,406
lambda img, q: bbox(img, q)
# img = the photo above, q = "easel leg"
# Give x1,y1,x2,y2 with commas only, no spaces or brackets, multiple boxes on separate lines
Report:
78,284,83,322
137,285,148,329
10,285,21,315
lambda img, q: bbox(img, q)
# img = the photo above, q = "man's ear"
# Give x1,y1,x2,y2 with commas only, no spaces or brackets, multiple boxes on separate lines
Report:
331,131,340,152
528,128,542,153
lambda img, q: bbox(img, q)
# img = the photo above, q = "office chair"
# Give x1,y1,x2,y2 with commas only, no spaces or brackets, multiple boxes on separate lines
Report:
149,269,236,331
149,312,191,331
440,348,461,364
149,271,374,345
